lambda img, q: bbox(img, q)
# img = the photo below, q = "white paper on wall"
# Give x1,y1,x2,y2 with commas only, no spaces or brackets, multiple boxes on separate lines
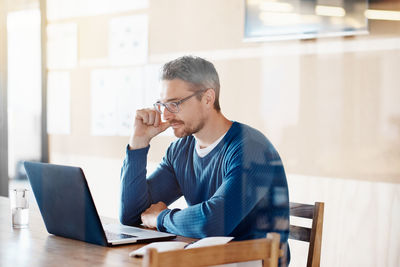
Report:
91,69,118,136
115,68,145,136
109,14,148,66
47,71,71,135
47,0,148,20
143,64,162,106
47,0,79,20
91,68,145,136
47,23,77,69
101,0,148,14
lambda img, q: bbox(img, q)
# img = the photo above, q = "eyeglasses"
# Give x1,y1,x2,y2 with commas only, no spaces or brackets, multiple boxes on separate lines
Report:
153,90,205,114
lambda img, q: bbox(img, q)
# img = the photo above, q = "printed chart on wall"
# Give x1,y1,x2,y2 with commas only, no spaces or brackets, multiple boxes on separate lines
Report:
90,65,163,136
91,68,142,136
109,14,149,66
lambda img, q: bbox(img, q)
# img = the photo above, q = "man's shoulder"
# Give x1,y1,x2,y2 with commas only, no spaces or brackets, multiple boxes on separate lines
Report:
228,122,279,156
230,122,269,145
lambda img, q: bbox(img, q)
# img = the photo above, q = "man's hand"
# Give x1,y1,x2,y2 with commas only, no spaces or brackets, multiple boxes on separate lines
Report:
141,201,168,229
129,108,170,150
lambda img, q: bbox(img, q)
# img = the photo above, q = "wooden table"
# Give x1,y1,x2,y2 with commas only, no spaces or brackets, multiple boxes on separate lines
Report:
0,196,194,267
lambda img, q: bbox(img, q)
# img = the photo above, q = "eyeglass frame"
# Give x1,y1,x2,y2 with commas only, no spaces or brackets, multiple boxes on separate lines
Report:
153,89,207,114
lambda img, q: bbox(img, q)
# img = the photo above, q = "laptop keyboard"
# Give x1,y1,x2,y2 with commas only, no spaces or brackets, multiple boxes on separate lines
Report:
105,231,137,240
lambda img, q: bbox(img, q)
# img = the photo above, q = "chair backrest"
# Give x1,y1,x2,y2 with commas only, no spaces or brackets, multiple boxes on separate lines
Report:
289,202,324,267
142,233,281,267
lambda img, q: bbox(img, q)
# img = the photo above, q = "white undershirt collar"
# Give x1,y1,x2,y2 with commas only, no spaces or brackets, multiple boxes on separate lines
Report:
195,131,228,158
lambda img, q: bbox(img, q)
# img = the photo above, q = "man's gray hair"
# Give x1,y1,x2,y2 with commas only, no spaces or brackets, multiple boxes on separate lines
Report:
161,56,221,111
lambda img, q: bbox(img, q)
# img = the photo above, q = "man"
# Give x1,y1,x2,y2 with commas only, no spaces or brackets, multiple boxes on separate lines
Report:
120,56,290,263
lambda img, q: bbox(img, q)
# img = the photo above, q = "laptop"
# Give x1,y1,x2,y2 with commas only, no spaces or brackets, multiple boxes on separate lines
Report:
24,161,176,246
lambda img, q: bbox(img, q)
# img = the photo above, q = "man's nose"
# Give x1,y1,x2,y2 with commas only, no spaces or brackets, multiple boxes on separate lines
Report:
162,108,174,121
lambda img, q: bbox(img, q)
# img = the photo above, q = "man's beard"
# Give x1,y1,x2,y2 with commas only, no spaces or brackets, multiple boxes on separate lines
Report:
172,118,205,138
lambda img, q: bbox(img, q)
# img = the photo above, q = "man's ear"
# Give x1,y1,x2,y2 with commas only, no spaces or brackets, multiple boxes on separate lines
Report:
204,88,215,108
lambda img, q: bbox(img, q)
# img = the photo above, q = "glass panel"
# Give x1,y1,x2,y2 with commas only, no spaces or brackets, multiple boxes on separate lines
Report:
7,9,42,181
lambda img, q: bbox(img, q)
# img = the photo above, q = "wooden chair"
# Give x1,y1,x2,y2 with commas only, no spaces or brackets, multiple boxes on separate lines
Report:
142,233,281,267
289,202,325,267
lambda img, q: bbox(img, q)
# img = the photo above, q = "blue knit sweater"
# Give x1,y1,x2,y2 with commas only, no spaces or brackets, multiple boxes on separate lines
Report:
120,122,289,256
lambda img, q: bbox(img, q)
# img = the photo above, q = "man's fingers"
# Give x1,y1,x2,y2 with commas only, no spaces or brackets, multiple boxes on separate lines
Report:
154,112,161,127
136,109,160,126
147,111,156,125
159,121,170,132
136,109,149,124
131,109,165,149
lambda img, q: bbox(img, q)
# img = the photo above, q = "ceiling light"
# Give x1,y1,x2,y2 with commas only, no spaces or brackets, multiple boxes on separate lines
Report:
365,9,400,21
315,5,346,17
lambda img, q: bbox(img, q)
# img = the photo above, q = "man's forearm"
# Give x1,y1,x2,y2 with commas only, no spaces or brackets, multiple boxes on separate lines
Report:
119,146,152,225
120,142,181,226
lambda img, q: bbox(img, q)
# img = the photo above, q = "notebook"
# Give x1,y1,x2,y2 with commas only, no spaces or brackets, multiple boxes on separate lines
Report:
24,161,176,246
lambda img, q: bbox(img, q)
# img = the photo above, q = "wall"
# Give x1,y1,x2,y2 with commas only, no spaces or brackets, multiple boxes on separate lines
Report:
46,1,400,266
48,0,400,182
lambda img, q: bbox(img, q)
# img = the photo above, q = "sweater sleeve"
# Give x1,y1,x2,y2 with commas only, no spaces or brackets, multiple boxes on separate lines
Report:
156,143,285,238
119,145,182,226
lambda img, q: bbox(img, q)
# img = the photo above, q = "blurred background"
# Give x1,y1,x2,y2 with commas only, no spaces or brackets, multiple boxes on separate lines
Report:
0,0,399,266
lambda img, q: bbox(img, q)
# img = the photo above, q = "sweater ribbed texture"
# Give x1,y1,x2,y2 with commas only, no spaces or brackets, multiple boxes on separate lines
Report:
120,122,290,262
